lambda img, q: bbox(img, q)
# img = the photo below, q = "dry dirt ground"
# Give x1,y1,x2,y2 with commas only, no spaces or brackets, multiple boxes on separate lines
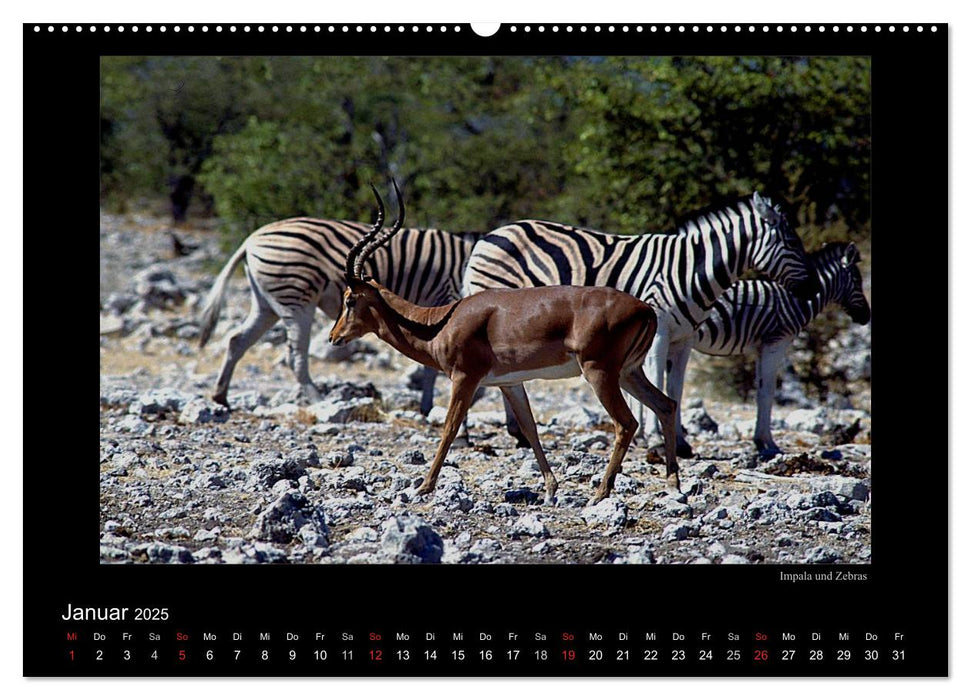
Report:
99,211,872,566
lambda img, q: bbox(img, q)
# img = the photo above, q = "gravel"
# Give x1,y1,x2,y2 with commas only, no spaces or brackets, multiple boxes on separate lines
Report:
249,490,330,547
509,513,549,539
99,210,872,565
379,515,444,563
580,498,628,527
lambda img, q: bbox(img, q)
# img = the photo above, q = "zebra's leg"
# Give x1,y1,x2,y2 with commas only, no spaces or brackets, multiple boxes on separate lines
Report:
500,383,558,504
754,341,788,458
664,340,695,458
419,366,438,416
212,288,279,407
281,305,322,403
621,366,680,492
632,325,670,445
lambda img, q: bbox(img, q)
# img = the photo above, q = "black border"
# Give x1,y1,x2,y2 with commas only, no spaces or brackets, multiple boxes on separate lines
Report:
26,23,948,677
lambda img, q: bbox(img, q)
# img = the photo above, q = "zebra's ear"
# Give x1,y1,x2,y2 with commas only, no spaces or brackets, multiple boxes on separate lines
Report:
752,191,780,225
841,242,861,267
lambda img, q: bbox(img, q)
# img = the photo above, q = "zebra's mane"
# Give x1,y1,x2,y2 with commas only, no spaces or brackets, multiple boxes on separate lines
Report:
665,193,792,237
454,231,487,243
809,241,852,267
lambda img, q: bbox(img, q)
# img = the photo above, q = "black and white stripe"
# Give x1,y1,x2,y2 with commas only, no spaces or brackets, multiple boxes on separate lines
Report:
462,193,814,453
683,242,870,455
199,217,476,408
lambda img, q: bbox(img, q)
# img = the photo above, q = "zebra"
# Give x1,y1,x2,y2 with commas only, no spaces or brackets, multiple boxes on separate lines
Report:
462,192,815,455
677,241,870,457
198,217,477,409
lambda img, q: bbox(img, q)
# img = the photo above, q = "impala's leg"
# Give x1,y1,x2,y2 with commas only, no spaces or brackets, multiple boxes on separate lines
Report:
422,367,478,447
502,395,531,448
455,384,487,448
281,304,322,403
212,276,279,407
416,376,480,496
754,342,788,458
583,364,637,504
500,383,558,503
622,367,680,491
665,340,695,458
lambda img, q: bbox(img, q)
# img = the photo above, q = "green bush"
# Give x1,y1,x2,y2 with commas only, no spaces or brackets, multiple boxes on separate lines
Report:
103,56,871,248
198,118,356,246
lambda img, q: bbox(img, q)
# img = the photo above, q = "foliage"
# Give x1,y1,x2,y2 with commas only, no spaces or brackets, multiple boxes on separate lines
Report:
541,57,870,239
101,56,871,249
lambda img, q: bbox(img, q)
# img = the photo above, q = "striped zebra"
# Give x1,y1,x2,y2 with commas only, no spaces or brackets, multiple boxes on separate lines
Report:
680,241,870,456
198,217,476,409
462,192,815,455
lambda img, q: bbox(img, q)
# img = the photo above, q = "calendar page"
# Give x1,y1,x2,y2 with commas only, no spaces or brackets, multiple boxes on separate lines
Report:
24,20,947,677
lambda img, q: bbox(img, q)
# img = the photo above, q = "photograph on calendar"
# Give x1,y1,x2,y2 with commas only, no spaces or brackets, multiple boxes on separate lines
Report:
99,55,872,566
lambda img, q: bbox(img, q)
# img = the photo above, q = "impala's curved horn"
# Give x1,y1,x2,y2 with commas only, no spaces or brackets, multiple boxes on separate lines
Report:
357,177,406,269
345,183,385,285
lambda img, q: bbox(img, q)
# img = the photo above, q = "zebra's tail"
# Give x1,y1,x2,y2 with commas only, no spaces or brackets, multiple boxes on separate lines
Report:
198,242,248,348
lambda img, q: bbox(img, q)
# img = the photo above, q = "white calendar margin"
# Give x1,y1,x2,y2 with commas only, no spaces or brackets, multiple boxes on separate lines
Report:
2,0,964,698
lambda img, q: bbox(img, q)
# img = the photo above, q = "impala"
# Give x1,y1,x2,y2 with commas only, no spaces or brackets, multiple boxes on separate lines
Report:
329,183,681,503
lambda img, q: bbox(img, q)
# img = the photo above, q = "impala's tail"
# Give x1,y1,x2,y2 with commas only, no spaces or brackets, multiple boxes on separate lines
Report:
198,243,248,348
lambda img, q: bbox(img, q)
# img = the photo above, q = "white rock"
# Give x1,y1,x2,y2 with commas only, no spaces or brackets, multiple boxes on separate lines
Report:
816,476,869,502
308,396,382,424
720,554,750,565
663,523,690,541
427,406,448,425
581,498,628,527
466,410,507,427
511,514,549,538
178,397,229,425
100,314,125,336
550,405,606,430
784,407,831,434
253,403,303,419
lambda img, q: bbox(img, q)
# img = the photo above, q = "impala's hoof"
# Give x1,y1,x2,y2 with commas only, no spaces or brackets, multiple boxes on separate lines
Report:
415,482,435,497
586,491,608,507
212,393,230,409
666,474,682,492
452,435,471,449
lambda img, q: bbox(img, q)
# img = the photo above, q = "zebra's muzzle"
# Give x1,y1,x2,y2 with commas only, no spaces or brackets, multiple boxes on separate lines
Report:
850,306,872,325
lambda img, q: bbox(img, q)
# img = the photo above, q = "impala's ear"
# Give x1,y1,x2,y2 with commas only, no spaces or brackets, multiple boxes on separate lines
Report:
752,191,780,224
841,242,861,267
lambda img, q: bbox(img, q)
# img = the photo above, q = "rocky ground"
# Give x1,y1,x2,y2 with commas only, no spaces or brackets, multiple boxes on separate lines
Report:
100,211,873,566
